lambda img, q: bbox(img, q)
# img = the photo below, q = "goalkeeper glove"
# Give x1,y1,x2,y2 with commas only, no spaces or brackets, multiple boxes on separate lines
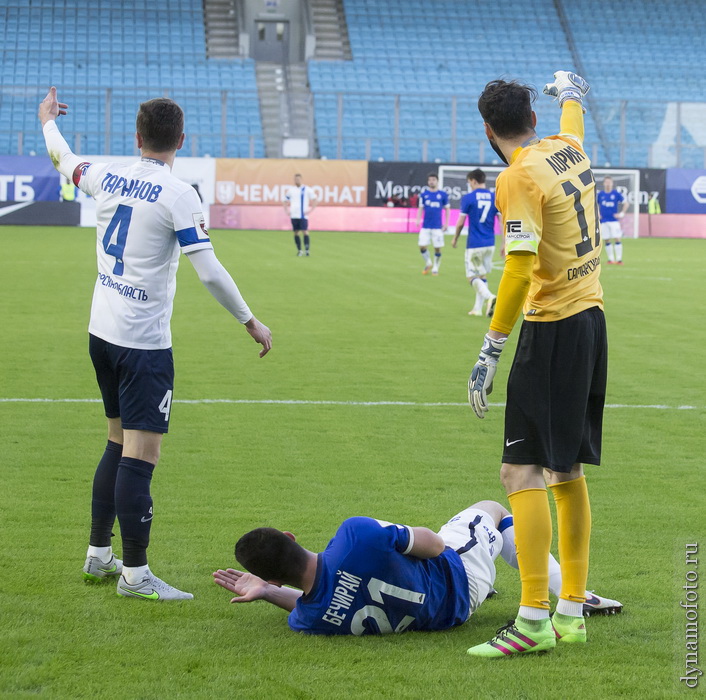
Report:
468,334,507,419
543,71,590,110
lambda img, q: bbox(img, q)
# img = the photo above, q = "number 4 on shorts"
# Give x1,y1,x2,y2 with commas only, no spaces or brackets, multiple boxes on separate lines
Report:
159,390,173,421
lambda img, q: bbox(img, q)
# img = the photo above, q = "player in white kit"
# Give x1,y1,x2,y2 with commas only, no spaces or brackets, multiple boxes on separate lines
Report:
283,173,319,256
39,87,272,600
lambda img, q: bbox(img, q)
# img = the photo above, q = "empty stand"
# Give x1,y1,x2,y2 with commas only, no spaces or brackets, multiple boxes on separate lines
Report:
309,0,706,166
0,0,264,157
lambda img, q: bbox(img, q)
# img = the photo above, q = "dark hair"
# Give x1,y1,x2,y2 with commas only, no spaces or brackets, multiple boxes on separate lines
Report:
467,168,486,184
477,80,537,139
235,527,308,584
136,98,184,152
427,172,438,180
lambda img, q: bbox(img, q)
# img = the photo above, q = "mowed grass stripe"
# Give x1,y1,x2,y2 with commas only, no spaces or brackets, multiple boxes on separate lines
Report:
1,228,704,698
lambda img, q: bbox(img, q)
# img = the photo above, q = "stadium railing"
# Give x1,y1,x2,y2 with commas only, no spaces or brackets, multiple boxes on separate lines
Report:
0,86,264,159
2,85,705,168
312,93,706,169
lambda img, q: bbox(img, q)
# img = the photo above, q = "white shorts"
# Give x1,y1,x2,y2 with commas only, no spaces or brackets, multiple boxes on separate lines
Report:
465,246,495,278
437,507,501,617
601,220,623,240
418,228,445,248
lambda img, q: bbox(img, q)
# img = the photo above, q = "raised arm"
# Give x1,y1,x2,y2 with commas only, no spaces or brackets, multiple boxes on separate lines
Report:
38,87,83,181
187,249,272,357
543,71,591,146
559,100,585,145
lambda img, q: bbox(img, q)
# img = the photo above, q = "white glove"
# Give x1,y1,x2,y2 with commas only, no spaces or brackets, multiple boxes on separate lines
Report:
468,334,507,419
543,71,590,109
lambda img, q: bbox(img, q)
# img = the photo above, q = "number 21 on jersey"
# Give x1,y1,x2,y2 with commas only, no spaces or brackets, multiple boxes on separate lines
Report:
350,578,426,635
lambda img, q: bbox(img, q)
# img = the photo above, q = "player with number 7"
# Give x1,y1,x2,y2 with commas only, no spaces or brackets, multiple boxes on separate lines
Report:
39,87,272,601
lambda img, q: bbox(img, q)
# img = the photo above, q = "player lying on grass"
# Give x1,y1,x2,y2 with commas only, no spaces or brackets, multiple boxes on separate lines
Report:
213,500,621,640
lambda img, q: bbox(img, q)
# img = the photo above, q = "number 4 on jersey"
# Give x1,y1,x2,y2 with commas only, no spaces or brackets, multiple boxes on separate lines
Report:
103,204,133,276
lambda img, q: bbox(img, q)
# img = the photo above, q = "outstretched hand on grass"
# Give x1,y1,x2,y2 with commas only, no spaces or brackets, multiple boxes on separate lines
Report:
38,86,68,126
213,568,269,603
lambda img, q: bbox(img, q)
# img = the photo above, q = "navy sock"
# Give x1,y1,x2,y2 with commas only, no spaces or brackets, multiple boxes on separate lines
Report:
115,457,155,567
89,440,123,547
294,234,302,251
304,234,310,251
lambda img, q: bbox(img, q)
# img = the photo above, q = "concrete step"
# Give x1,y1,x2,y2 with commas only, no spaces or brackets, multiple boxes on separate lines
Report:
208,28,238,36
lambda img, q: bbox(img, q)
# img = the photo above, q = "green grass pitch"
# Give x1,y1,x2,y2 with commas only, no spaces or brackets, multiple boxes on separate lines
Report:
1,227,703,698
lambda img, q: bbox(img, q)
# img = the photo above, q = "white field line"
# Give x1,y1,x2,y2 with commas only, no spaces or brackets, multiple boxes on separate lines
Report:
0,398,701,410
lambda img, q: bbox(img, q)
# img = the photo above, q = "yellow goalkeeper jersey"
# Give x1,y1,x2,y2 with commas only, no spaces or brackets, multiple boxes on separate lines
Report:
495,107,603,322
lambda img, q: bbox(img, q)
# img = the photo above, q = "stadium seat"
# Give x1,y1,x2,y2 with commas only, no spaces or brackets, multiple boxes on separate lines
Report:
0,1,262,157
307,0,705,166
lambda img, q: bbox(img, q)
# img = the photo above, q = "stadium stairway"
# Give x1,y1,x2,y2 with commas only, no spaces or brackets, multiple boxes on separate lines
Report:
203,0,241,59
310,0,352,60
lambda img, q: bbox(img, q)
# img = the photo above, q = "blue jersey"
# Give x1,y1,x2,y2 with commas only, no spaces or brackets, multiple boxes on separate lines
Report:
597,189,625,223
419,189,449,229
288,517,470,636
460,189,498,248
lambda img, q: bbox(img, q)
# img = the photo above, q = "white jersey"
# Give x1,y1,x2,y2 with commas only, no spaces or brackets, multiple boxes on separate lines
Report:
284,185,315,219
75,158,213,350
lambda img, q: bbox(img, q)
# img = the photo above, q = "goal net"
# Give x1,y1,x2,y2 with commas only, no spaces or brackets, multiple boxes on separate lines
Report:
439,165,640,239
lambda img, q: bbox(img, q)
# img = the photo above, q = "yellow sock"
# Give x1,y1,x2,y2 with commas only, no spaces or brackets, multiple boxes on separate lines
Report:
507,488,552,610
549,475,591,604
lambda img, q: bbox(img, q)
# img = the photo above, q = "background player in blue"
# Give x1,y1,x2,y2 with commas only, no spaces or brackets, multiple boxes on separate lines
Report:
415,173,450,275
39,87,272,601
452,169,499,317
597,176,628,265
213,500,622,636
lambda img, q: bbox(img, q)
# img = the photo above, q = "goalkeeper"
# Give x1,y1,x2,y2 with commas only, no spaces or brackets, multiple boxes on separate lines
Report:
466,72,607,658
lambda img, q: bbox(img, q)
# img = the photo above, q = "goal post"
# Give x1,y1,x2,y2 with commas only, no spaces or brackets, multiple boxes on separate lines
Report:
439,165,640,239
593,168,640,239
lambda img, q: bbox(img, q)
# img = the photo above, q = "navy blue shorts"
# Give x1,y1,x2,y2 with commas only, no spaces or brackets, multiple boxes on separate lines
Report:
89,334,175,433
291,218,308,231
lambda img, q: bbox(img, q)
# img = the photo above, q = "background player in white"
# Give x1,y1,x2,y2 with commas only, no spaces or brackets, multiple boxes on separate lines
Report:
415,173,450,275
39,87,272,601
597,176,628,265
283,173,319,256
213,499,622,635
452,169,499,317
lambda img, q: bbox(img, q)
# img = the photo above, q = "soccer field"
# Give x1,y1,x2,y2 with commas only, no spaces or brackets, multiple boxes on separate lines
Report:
1,228,704,698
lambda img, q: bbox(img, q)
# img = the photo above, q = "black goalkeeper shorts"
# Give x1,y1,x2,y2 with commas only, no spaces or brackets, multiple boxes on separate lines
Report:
502,306,607,473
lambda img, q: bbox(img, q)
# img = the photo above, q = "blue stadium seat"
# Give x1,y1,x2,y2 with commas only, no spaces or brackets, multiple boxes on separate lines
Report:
0,1,262,157
308,0,705,166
